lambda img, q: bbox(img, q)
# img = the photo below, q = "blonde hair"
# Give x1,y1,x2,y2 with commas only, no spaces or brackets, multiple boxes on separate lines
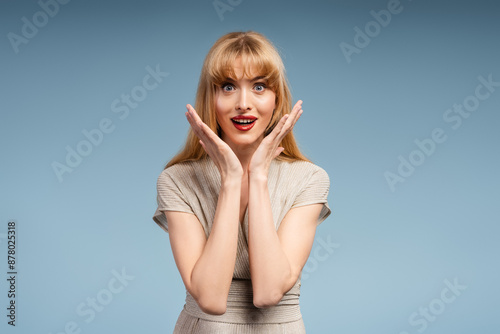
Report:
165,31,310,169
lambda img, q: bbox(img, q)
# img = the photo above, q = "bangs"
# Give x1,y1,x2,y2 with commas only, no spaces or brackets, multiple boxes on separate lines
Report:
207,41,281,90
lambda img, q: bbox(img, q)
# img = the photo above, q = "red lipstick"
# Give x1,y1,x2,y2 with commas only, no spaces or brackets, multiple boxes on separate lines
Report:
231,115,257,131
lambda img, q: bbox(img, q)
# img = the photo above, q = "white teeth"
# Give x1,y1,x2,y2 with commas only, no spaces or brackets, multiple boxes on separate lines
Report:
233,119,255,124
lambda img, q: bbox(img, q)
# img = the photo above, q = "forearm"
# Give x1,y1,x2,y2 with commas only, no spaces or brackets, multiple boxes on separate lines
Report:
247,174,295,307
190,178,240,313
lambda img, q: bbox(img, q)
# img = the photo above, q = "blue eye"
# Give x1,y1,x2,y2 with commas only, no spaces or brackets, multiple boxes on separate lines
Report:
221,83,234,92
255,83,266,92
220,82,266,92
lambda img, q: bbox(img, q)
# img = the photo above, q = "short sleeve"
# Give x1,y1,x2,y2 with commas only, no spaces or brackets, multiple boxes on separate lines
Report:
291,167,332,226
152,170,194,233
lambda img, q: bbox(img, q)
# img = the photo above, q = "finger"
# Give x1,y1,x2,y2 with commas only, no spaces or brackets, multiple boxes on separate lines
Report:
289,100,303,123
186,105,214,144
273,146,285,159
287,100,302,119
187,105,209,129
199,139,205,150
273,104,302,141
187,105,220,143
266,114,289,142
292,100,303,113
281,102,303,133
185,107,206,140
280,100,302,128
186,106,228,163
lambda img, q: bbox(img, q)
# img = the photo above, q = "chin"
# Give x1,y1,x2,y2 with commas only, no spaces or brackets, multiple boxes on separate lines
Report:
233,136,259,146
228,133,262,147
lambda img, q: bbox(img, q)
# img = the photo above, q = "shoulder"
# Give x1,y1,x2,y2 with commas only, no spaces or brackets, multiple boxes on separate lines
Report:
159,159,206,180
274,159,329,180
270,159,330,196
160,159,206,176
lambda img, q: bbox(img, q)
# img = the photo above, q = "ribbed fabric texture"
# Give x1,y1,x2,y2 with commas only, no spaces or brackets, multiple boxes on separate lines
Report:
152,156,331,332
184,279,301,324
173,309,307,334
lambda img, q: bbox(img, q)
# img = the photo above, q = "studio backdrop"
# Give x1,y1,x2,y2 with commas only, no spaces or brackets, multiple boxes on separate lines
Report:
1,0,499,333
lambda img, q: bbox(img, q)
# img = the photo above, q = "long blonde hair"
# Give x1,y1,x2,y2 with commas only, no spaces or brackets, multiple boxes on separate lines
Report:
165,31,310,169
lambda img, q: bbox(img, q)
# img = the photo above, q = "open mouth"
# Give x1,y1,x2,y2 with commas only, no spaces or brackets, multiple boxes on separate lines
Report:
231,117,257,131
231,119,256,125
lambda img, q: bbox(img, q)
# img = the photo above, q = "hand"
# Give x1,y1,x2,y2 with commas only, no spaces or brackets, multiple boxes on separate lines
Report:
185,104,243,181
248,100,303,177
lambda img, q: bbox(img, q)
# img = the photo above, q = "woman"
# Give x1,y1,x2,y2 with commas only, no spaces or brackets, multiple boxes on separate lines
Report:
153,31,331,333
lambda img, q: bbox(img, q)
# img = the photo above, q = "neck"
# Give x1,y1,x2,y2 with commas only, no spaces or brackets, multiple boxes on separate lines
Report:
233,144,258,175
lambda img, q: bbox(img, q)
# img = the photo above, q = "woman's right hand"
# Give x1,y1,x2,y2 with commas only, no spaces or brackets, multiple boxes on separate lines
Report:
185,104,243,181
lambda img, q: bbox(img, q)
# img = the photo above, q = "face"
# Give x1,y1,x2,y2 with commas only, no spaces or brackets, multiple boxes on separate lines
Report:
214,57,276,152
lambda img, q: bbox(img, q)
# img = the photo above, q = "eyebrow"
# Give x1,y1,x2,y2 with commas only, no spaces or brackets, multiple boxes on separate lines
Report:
224,75,267,82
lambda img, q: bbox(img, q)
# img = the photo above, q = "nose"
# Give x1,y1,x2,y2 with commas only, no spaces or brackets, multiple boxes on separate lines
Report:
235,89,252,112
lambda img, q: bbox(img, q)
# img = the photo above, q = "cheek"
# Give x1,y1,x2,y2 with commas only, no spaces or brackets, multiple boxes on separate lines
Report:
215,98,227,123
215,96,232,115
259,94,276,116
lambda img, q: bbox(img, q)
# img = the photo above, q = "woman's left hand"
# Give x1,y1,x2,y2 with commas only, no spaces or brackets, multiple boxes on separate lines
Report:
248,100,303,178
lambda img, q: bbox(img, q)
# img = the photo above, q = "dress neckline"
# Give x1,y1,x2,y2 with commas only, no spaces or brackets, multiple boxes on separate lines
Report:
202,155,279,224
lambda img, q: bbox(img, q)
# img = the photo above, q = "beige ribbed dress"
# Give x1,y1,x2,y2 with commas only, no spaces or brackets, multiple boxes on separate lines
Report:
152,156,331,333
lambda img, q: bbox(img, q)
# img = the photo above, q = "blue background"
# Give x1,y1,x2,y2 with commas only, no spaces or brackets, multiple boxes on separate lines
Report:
1,0,499,333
